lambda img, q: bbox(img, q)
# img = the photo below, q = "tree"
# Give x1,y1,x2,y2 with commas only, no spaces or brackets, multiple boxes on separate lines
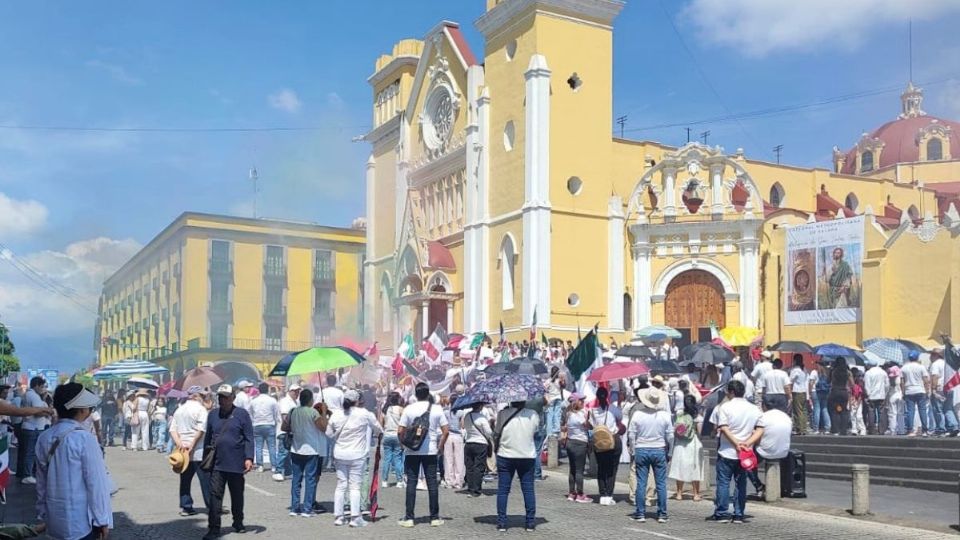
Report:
0,323,20,376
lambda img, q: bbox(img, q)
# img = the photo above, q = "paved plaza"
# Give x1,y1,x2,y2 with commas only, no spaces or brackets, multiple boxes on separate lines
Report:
9,447,948,539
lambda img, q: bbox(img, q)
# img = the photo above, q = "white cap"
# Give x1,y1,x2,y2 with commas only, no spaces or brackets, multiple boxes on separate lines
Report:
344,389,360,403
237,381,253,389
761,350,774,359
289,384,302,392
216,384,234,396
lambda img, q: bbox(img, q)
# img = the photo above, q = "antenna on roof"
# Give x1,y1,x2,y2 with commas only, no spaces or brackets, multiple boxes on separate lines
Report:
249,167,259,219
909,19,913,83
773,144,784,164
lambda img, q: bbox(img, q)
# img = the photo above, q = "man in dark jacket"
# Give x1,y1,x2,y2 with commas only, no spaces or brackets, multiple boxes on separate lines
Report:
203,384,254,540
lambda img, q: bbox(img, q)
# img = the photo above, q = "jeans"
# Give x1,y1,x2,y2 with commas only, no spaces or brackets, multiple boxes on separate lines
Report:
404,454,439,520
208,470,245,531
904,393,930,434
443,433,465,488
931,393,958,433
275,434,290,476
102,417,116,446
496,456,536,528
334,457,366,518
17,429,40,478
533,429,545,479
566,440,588,495
812,393,831,433
595,439,621,497
381,436,405,483
179,460,212,511
713,456,747,520
464,442,488,495
545,399,563,436
151,419,167,451
865,399,886,435
633,448,667,519
253,425,277,468
289,453,319,514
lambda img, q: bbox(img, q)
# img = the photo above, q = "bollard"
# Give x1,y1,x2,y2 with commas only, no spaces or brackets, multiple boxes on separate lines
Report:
764,460,781,502
547,435,559,469
702,454,713,491
851,464,870,515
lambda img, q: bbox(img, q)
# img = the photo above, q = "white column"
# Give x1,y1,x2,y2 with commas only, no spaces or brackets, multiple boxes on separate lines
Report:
739,225,760,327
395,120,410,245
363,155,376,339
632,245,653,330
477,85,491,333
464,66,485,334
710,163,724,216
607,196,625,331
421,300,430,338
522,54,552,328
447,301,454,331
663,166,677,217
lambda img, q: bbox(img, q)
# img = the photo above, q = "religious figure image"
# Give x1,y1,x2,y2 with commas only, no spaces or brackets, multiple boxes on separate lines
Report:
787,248,816,311
818,244,861,309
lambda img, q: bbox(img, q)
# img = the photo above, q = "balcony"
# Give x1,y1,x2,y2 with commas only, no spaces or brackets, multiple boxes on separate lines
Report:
312,266,336,288
209,258,233,278
263,260,287,283
177,337,313,353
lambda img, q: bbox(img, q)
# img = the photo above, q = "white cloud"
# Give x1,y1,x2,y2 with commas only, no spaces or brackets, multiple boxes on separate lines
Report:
85,59,143,85
0,192,48,235
268,88,302,113
0,237,141,338
326,92,344,109
682,0,960,57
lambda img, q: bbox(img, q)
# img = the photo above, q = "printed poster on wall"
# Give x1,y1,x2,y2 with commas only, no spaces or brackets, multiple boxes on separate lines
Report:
785,216,864,325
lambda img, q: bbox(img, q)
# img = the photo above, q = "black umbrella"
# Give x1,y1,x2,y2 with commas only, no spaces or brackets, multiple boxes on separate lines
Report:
643,359,682,375
680,343,735,366
484,357,548,377
768,341,814,354
616,345,656,359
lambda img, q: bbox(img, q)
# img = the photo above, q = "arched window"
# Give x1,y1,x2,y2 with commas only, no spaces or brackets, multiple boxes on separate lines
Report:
499,235,516,310
927,138,943,161
844,193,859,212
769,182,785,208
623,293,633,330
861,150,874,173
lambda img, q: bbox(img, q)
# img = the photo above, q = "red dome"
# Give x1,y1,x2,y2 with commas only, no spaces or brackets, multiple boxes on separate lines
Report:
839,115,960,175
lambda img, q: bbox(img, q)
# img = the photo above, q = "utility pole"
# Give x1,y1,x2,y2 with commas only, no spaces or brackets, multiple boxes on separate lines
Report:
773,144,784,164
249,167,260,219
616,115,627,138
685,127,692,143
700,130,711,145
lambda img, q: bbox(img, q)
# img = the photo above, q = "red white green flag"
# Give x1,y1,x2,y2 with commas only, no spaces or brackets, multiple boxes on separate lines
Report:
0,433,10,490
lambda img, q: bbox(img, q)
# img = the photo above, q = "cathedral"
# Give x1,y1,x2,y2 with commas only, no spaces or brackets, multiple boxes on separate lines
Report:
362,0,960,354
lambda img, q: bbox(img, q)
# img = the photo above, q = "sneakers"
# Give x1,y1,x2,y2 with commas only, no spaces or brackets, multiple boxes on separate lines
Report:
334,516,346,526
289,510,299,517
657,516,668,524
498,525,507,532
417,481,428,491
272,473,285,482
575,495,591,503
350,518,369,528
598,496,616,506
381,481,390,488
732,517,745,524
396,481,406,489
20,477,36,485
299,511,314,518
180,508,199,517
566,492,577,502
398,519,415,528
632,515,646,523
430,519,445,527
255,466,264,473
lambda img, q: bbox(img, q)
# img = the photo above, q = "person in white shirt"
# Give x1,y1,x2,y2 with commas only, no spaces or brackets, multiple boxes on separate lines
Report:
494,400,540,532
759,359,792,414
233,381,253,413
787,355,808,435
561,393,591,503
273,384,301,481
397,383,449,528
249,382,280,473
326,389,382,528
710,379,761,523
730,362,755,404
863,363,890,435
627,387,673,524
132,390,151,451
751,352,773,382
928,348,959,436
901,351,931,436
743,405,792,497
18,376,52,484
886,366,905,435
320,376,345,472
169,387,212,515
461,403,492,497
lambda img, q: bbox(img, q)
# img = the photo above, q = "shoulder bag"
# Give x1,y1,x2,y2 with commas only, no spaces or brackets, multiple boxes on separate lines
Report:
200,411,233,472
468,411,493,458
493,407,523,454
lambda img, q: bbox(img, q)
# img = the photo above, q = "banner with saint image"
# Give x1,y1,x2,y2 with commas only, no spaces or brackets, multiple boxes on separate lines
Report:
785,216,863,325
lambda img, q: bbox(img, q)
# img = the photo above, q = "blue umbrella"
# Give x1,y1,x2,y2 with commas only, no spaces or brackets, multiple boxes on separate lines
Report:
863,338,910,366
452,374,545,411
93,359,168,380
813,343,855,358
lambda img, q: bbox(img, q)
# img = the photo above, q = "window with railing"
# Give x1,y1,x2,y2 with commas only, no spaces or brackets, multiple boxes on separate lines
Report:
265,286,284,316
265,324,283,350
210,240,232,275
314,289,334,319
264,246,286,279
314,250,334,282
210,283,230,312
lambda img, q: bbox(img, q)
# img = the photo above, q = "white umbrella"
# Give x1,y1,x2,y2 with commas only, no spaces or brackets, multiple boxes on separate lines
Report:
126,377,160,390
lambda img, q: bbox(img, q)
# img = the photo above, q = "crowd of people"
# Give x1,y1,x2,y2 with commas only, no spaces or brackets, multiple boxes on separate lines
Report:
3,336,958,538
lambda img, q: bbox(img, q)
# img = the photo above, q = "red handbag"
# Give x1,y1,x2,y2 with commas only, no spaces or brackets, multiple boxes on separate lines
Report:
738,448,758,472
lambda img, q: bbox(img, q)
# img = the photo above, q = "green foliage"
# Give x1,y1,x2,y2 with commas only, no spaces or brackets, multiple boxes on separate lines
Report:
0,324,18,376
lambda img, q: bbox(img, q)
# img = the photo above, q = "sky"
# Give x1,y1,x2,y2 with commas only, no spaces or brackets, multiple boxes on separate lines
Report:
1,0,960,374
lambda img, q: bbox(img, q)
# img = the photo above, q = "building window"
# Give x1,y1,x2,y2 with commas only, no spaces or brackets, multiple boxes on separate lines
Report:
265,285,284,316
927,138,943,161
210,282,230,312
314,288,333,318
314,250,334,281
623,293,633,330
265,324,283,350
861,150,874,173
499,235,516,310
211,240,230,261
210,323,228,348
769,182,785,208
265,246,286,279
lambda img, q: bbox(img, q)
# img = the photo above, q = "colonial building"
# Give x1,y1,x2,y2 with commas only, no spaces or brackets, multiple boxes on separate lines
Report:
96,212,365,377
364,0,960,353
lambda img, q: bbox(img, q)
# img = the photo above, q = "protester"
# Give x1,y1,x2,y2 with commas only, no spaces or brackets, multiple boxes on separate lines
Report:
628,387,673,523
121,392,137,450
811,363,831,434
710,379,761,524
668,394,702,501
849,369,867,436
397,382,449,528
864,361,890,435
249,382,280,473
274,384,301,481
440,394,465,490
203,384,255,540
462,403,492,497
886,365,905,435
131,389,151,451
18,377,51,484
560,392,591,503
828,359,853,436
288,388,328,517
758,358,792,414
234,381,253,412
151,397,168,453
327,389,382,527
744,402,792,498
169,386,211,517
35,383,112,540
590,387,622,506
379,392,406,488
787,355,809,434
901,351,931,437
928,348,958,436
494,400,539,532
100,391,118,447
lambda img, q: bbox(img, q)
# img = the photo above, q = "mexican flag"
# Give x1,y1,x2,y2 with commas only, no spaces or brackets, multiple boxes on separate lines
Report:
0,433,10,490
393,334,415,378
460,332,485,354
423,324,448,362
565,327,603,402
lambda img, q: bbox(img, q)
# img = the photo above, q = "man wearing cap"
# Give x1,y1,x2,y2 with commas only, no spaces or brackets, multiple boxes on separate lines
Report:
203,384,255,540
35,382,112,540
901,351,931,437
274,384,301,482
234,381,254,413
169,386,212,517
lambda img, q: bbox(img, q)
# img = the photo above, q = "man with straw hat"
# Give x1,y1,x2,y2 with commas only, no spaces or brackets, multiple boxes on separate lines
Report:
169,386,212,517
627,387,673,524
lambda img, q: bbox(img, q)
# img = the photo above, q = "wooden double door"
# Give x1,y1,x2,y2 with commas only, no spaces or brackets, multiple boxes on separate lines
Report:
664,270,726,351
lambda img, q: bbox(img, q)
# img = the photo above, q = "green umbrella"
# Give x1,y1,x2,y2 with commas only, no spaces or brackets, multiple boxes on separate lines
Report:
269,346,364,377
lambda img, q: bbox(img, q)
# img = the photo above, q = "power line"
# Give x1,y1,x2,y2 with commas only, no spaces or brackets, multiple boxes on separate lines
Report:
0,124,369,134
0,243,100,316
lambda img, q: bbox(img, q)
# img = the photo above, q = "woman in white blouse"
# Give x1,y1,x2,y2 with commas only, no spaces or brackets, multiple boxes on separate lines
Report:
560,393,591,503
326,389,382,528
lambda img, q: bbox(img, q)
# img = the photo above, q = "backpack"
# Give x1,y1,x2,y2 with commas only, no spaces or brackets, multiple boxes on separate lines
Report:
401,405,432,451
592,411,616,452
815,375,831,395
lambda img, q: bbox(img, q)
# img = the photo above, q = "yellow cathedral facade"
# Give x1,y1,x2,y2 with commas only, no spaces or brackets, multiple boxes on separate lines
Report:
363,0,960,353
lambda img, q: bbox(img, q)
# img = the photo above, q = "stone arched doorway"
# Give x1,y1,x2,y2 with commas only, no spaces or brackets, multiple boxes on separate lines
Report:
664,269,726,350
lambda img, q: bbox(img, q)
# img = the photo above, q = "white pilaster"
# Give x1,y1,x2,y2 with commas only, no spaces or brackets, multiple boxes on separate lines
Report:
421,300,430,338
522,54,552,329
363,155,376,339
395,119,410,245
663,166,677,217
632,243,652,330
477,85,491,333
464,66,483,334
738,224,761,327
607,196,625,331
446,301,454,331
710,163,724,216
